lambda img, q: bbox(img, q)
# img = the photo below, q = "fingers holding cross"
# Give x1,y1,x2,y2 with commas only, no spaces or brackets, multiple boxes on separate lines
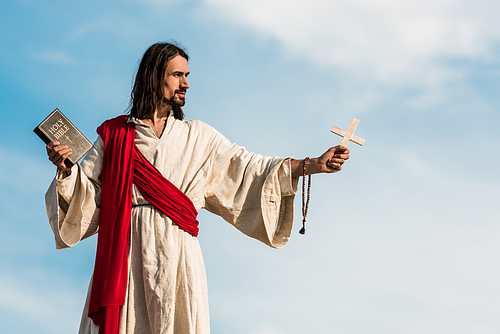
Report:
290,118,364,177
319,145,351,173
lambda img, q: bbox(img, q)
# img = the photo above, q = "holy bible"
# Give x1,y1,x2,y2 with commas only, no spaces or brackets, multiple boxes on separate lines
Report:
34,108,93,168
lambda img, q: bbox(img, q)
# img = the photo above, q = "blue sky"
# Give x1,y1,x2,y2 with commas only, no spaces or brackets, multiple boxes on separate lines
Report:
1,0,499,333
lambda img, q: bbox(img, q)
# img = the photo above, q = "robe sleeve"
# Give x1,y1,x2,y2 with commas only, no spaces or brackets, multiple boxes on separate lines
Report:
201,126,299,249
45,137,104,249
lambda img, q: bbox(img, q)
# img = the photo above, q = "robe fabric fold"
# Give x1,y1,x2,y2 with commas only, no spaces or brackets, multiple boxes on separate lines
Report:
89,116,199,334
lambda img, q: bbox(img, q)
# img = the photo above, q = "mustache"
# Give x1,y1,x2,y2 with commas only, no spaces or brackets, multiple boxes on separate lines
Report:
176,89,187,94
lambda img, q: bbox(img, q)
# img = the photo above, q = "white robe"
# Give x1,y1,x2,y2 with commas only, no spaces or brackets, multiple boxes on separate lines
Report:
45,114,298,334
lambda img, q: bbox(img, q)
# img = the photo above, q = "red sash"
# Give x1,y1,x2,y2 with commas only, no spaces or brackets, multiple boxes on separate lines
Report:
88,115,199,334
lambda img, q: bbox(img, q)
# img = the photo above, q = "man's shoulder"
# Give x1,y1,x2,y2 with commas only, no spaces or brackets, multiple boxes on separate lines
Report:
183,119,220,135
97,115,129,137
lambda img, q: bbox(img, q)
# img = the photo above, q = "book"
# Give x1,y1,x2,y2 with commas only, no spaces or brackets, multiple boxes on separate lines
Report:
34,108,93,168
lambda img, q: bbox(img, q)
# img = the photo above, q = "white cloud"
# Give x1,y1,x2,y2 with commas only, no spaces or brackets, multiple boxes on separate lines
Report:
69,13,148,41
199,0,500,92
71,17,114,39
31,50,74,65
252,327,286,334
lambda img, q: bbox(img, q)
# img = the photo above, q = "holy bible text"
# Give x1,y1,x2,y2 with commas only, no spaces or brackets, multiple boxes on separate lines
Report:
34,108,93,167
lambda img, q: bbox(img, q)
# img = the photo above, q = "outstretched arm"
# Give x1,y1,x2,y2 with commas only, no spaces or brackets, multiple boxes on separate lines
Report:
290,145,350,177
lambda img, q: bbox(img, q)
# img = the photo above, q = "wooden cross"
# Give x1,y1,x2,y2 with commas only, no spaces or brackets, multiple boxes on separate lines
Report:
331,118,365,147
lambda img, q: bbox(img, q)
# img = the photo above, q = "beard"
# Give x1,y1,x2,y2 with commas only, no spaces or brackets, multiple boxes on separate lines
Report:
164,90,186,107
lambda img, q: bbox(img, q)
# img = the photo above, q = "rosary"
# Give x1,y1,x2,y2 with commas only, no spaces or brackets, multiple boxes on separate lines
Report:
299,118,365,235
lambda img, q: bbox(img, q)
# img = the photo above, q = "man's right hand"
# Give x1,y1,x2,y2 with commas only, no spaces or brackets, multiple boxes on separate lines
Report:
46,141,72,175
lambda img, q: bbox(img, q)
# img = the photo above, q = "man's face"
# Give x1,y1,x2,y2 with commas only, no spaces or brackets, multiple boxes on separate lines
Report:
163,55,190,107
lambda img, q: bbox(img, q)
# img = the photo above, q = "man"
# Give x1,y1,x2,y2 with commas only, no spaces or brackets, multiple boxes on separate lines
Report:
45,42,350,334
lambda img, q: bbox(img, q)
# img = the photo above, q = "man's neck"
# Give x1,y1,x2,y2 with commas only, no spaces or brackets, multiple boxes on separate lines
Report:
151,105,172,124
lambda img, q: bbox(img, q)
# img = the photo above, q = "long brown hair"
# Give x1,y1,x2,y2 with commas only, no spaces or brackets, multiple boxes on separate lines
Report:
129,42,189,120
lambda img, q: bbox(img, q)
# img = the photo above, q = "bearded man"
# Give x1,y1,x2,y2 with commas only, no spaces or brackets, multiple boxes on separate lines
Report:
45,42,350,334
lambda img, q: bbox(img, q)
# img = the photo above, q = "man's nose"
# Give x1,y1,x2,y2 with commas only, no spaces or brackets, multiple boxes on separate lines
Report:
181,77,190,89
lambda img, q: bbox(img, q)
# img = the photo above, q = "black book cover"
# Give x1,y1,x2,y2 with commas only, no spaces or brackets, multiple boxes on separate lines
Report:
34,108,93,168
